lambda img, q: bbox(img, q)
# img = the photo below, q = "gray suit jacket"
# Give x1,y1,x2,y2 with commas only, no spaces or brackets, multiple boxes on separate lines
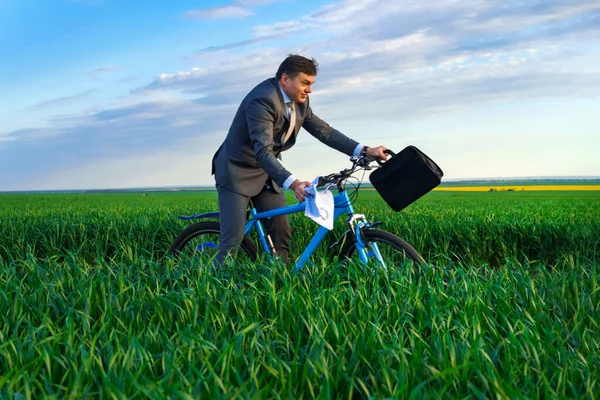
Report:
212,78,359,197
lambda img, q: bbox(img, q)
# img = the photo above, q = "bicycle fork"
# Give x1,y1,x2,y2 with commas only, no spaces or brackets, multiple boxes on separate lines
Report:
347,214,387,270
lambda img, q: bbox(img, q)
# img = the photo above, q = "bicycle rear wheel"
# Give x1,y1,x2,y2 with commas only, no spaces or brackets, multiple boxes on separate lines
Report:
170,221,257,263
338,229,425,269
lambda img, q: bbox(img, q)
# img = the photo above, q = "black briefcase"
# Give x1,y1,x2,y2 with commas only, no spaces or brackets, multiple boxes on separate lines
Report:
369,146,443,212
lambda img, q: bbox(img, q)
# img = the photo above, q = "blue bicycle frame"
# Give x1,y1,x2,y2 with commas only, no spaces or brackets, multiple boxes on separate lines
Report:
244,189,385,271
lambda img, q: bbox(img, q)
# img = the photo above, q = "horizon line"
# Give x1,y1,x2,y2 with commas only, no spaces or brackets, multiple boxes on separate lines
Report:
2,175,600,193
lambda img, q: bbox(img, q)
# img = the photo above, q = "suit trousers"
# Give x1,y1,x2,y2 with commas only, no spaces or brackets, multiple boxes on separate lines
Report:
216,183,291,265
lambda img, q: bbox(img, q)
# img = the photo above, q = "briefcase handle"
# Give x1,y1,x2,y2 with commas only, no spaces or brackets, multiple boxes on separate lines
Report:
375,149,396,166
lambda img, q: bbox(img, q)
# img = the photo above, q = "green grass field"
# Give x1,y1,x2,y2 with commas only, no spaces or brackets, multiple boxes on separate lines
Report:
1,190,599,398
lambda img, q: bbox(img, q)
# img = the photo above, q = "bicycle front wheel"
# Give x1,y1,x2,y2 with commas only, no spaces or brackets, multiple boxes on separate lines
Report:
169,221,257,263
339,229,425,269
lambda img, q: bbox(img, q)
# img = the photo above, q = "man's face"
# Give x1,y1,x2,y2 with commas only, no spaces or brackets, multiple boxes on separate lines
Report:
280,72,315,103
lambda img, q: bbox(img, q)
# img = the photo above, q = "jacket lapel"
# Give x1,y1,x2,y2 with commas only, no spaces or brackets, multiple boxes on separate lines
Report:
269,78,288,121
268,77,301,146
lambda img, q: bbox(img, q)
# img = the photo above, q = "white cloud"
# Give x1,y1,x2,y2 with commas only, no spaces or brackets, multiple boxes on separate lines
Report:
28,90,95,111
185,6,252,20
184,0,288,21
155,67,209,84
87,65,120,75
253,19,315,37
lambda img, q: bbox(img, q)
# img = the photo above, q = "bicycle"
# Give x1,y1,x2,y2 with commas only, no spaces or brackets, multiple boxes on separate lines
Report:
169,155,426,271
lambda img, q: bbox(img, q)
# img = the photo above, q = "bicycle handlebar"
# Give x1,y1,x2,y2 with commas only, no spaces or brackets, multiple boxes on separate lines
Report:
317,155,380,189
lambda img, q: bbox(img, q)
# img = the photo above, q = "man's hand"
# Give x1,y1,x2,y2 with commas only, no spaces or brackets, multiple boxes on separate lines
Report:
290,179,311,202
366,145,389,162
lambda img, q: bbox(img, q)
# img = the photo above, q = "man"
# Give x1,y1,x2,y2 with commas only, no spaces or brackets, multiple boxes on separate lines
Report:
212,54,388,265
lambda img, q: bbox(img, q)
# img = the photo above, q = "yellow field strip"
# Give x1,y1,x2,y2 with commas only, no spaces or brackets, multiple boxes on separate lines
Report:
433,185,600,192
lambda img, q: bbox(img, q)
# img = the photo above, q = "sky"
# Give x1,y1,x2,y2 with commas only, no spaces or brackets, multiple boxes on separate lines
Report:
1,0,599,191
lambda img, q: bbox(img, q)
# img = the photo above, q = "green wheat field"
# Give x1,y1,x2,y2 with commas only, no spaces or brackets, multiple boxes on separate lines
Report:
1,190,599,399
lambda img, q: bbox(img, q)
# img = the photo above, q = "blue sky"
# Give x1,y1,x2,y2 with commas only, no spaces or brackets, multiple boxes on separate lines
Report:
1,0,599,190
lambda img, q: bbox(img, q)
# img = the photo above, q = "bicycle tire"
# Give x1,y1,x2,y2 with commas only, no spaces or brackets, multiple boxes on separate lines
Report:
338,229,425,268
169,221,257,262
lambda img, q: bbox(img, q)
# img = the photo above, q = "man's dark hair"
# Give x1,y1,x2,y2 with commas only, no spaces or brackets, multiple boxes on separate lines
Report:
276,55,318,80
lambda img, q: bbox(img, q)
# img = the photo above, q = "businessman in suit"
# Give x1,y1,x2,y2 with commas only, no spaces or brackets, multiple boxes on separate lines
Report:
212,55,388,265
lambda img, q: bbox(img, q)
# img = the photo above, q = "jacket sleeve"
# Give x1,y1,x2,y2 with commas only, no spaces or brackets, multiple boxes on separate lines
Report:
246,98,293,187
302,102,359,156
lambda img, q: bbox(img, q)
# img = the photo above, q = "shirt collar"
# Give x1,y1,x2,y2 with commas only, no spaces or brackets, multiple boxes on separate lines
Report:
278,84,292,104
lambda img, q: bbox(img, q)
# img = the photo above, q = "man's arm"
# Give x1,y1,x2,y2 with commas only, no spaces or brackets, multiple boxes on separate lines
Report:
301,104,359,156
302,101,389,161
